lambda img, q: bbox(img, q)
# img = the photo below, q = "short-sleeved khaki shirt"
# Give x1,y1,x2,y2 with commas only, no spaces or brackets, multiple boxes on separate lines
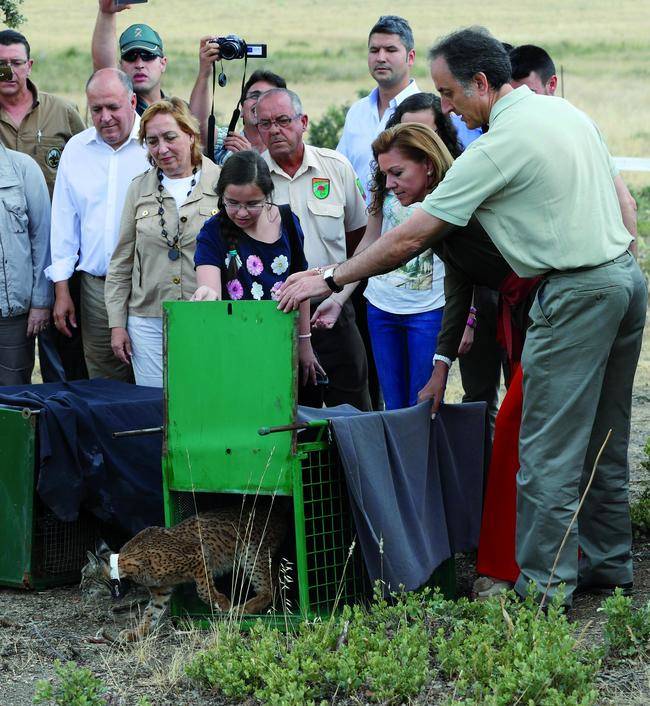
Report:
0,80,86,197
262,144,367,268
421,87,631,277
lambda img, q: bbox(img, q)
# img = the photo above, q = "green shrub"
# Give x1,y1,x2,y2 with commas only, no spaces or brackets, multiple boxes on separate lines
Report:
0,0,25,27
187,588,431,704
308,102,350,150
308,91,369,149
631,438,650,536
187,585,606,705
599,588,650,658
432,590,601,705
33,660,107,706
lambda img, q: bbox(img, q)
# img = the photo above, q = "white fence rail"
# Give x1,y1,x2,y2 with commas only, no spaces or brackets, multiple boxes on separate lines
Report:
614,157,650,173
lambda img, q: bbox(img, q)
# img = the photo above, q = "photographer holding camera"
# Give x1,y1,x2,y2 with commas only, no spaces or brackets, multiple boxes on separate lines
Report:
189,36,286,164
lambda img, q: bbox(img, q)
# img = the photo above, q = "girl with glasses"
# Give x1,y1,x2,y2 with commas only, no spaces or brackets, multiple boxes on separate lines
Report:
192,150,323,385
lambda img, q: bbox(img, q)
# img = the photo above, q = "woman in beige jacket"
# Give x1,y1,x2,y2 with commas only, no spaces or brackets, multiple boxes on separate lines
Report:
106,98,220,386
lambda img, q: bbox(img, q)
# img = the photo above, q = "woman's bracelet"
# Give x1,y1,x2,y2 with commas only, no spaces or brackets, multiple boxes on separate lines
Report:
466,317,477,329
298,333,312,339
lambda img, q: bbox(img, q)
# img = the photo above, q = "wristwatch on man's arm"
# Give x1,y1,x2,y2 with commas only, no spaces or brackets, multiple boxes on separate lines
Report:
322,266,343,293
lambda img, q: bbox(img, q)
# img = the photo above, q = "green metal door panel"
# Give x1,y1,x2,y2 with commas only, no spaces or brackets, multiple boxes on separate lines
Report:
0,408,35,586
164,301,297,494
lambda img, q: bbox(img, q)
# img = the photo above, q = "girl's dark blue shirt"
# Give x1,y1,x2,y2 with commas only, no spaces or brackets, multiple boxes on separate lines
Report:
194,208,308,301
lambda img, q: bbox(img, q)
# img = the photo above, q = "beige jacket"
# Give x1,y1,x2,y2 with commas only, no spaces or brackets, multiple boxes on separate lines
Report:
105,155,220,328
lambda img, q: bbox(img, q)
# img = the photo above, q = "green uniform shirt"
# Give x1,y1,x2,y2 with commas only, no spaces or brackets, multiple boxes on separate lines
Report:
0,80,86,198
421,86,631,277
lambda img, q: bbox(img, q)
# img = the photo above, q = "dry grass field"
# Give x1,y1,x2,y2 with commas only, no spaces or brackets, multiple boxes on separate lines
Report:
12,0,650,188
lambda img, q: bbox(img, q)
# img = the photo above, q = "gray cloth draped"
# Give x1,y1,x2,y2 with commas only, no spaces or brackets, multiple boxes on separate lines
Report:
298,401,489,592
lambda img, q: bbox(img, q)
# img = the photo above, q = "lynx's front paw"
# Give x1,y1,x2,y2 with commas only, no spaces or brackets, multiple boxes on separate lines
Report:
118,627,144,642
215,595,231,611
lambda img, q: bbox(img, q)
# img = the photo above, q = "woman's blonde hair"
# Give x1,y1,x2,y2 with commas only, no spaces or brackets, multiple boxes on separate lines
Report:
369,123,454,215
139,97,203,168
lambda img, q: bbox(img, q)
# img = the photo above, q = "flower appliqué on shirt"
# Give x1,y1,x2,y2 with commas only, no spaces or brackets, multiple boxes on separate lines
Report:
246,254,264,276
227,279,244,300
270,281,283,301
251,282,264,300
271,254,289,275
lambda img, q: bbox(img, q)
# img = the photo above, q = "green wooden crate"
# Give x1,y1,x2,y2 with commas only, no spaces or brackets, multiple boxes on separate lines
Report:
163,301,370,622
162,301,454,624
0,407,98,589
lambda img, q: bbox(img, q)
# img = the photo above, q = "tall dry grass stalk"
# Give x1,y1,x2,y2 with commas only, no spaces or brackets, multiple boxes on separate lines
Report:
537,428,613,615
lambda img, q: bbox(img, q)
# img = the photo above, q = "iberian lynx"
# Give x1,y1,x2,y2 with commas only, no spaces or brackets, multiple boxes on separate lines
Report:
81,500,287,641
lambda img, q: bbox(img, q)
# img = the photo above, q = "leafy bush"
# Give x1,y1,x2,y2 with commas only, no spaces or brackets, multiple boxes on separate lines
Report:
308,90,369,149
599,588,650,658
33,660,107,706
0,0,25,27
187,585,603,705
631,438,650,536
187,588,431,704
432,590,601,705
308,103,350,150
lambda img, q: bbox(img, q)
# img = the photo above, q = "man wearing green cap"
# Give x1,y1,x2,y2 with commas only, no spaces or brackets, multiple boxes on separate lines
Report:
92,0,168,114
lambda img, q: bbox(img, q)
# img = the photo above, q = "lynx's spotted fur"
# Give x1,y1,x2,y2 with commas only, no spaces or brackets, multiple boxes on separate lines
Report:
81,500,287,641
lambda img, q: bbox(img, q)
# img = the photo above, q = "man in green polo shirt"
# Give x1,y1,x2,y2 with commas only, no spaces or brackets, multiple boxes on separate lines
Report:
278,27,647,608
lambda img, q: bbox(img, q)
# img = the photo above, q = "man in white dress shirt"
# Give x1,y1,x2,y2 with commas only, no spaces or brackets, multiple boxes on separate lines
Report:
337,16,420,202
46,68,148,381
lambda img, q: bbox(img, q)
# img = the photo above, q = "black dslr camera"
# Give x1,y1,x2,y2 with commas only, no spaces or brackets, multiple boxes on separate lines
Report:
212,35,267,60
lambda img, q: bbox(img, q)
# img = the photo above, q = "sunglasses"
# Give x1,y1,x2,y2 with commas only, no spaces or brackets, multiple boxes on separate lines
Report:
121,49,160,63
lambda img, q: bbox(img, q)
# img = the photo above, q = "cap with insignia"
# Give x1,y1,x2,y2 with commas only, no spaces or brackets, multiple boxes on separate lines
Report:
119,24,164,57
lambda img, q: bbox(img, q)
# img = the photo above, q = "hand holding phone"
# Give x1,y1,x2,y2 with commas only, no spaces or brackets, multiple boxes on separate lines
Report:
114,0,148,7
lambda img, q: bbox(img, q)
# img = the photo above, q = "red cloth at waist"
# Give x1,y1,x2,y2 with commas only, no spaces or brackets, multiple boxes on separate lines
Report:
497,273,540,381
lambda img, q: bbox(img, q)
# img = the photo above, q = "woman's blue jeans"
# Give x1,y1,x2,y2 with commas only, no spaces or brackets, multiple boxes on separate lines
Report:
366,302,444,410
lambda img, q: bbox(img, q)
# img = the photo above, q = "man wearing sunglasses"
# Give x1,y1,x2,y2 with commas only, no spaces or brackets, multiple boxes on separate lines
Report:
92,1,168,115
0,29,87,383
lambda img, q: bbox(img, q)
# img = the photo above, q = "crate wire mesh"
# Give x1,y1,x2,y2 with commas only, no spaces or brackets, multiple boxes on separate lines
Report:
31,497,99,579
301,442,368,615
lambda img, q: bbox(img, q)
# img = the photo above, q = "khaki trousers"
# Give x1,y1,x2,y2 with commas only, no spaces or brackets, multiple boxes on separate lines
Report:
80,273,132,383
515,252,647,604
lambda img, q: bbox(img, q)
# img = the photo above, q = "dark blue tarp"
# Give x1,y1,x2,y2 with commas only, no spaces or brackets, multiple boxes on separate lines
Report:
0,380,164,536
299,401,489,592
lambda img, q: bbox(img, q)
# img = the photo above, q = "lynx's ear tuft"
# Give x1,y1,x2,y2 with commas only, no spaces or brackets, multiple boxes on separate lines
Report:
95,539,113,561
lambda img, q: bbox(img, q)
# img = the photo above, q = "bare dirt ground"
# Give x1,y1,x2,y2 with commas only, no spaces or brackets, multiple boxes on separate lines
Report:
1,313,649,706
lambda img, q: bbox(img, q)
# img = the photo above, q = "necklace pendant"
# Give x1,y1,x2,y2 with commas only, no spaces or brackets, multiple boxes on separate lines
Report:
168,247,180,261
